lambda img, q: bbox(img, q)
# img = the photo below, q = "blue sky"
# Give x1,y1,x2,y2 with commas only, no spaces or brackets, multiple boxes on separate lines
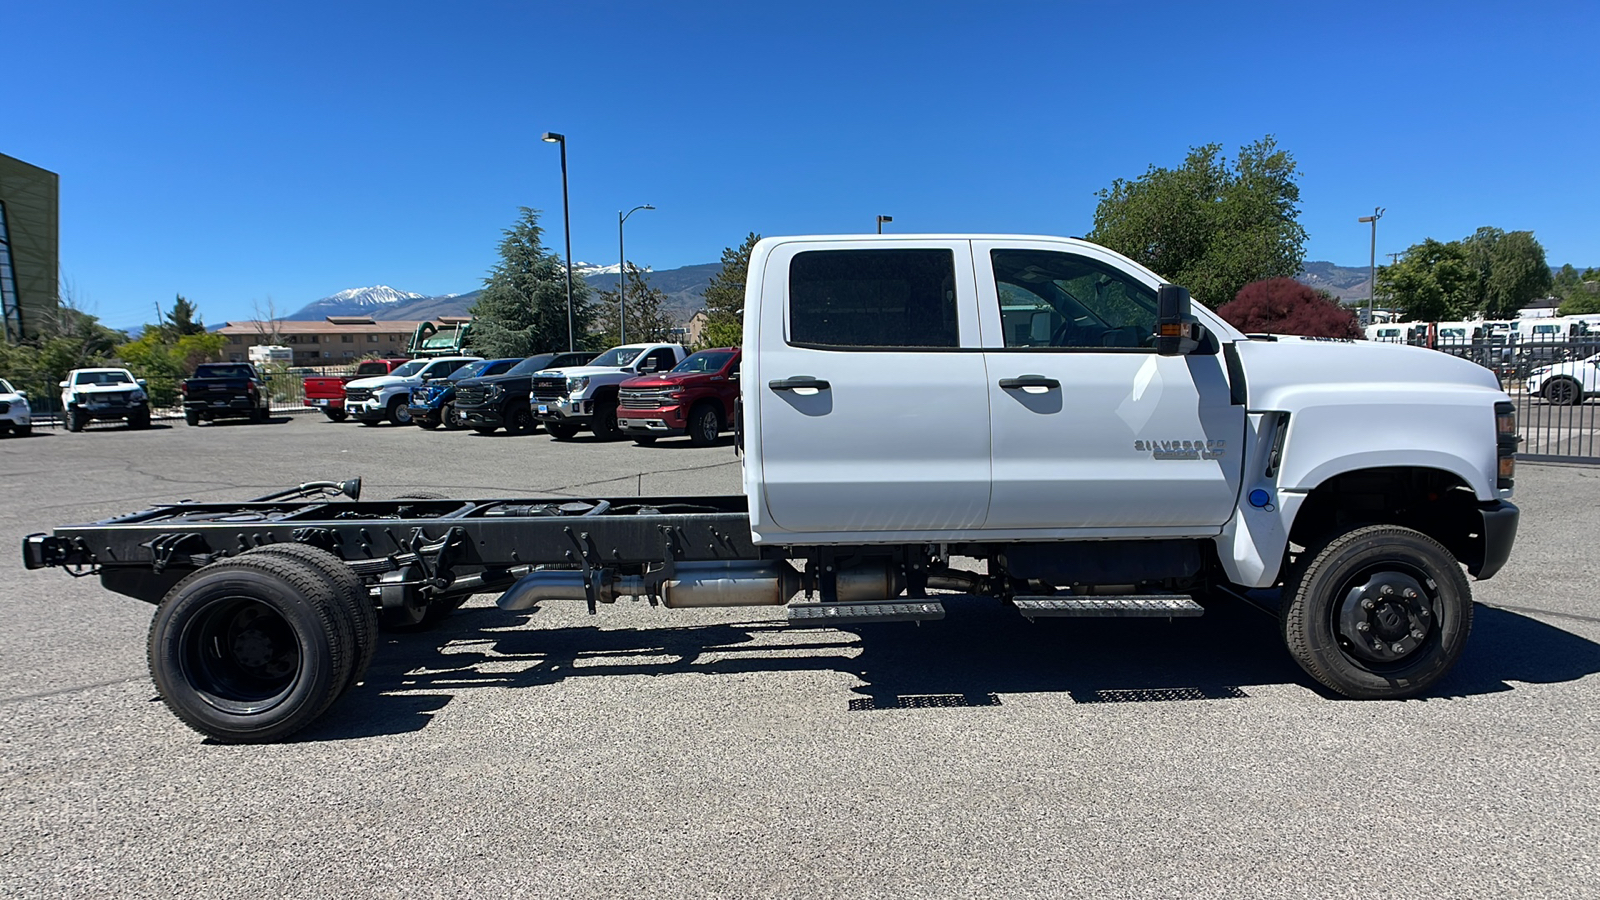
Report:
8,0,1597,328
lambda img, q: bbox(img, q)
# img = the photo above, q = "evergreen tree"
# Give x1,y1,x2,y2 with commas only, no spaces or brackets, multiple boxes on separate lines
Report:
1087,137,1307,309
593,262,676,348
164,294,206,337
699,233,760,349
469,208,593,357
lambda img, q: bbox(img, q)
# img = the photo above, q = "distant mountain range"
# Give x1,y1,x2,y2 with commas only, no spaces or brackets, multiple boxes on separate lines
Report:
272,259,1579,327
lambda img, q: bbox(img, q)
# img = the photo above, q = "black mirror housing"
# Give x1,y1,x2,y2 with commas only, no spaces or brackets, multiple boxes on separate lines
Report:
1155,284,1203,356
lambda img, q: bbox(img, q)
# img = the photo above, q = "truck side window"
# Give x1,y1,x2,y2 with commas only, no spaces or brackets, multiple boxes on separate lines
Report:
991,250,1158,351
788,249,959,349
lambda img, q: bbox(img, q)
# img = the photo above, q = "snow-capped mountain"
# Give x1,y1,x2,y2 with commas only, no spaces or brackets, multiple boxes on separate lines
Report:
284,285,426,320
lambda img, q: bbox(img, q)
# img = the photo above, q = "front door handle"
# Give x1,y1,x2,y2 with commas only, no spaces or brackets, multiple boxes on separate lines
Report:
768,376,831,392
999,375,1061,390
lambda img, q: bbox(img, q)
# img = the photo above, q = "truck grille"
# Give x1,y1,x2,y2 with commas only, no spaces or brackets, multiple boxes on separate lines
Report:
345,387,373,403
620,388,673,410
90,391,132,406
531,377,566,402
455,385,491,407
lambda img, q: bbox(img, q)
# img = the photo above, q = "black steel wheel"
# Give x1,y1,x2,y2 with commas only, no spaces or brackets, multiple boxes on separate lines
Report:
68,409,85,432
148,556,355,742
546,422,579,441
592,398,621,441
688,402,721,447
184,410,200,427
1281,525,1472,699
506,402,535,435
1543,377,1582,406
243,544,376,694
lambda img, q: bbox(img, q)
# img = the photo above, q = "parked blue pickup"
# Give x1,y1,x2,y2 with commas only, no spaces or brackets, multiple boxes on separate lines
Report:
407,357,520,429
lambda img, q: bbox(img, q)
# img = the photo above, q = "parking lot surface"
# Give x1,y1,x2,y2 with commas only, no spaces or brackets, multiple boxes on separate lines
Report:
2,415,1598,899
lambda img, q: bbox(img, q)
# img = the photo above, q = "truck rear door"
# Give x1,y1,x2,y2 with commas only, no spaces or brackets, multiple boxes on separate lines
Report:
974,240,1244,532
753,240,991,533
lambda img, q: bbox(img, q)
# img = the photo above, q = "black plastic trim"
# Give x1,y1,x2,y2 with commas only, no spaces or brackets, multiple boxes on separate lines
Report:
1471,500,1519,580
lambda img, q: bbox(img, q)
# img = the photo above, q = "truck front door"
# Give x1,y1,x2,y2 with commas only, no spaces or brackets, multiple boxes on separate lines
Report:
975,240,1244,533
753,240,991,533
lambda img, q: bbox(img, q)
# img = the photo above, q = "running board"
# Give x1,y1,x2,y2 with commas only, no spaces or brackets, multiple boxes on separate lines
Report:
1012,595,1204,619
786,600,945,626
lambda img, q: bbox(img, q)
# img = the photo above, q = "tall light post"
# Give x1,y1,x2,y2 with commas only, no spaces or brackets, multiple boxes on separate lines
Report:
542,132,575,351
876,214,893,234
618,204,655,345
1358,207,1385,327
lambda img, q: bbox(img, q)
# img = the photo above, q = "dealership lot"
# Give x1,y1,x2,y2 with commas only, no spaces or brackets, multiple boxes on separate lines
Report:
2,417,1597,899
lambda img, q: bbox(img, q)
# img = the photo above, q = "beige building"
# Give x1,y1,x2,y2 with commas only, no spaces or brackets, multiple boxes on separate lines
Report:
216,316,461,366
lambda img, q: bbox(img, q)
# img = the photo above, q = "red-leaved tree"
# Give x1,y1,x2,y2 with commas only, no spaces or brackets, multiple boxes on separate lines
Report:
1216,278,1362,339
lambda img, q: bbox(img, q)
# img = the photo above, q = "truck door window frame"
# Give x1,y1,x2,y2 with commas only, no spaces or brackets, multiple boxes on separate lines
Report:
987,248,1160,352
786,248,964,351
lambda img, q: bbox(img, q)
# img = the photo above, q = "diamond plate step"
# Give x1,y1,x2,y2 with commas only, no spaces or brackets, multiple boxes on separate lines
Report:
786,600,946,626
1012,595,1204,619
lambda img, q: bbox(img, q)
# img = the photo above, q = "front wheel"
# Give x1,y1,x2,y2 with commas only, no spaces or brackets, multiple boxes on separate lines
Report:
386,397,412,426
546,422,579,441
1543,377,1582,406
130,409,151,430
1281,525,1472,700
688,403,722,447
67,408,85,432
506,403,536,436
441,402,465,430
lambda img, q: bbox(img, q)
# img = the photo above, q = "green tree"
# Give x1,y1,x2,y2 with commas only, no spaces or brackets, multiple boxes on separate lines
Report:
699,233,760,349
163,294,206,337
1554,264,1600,315
1463,227,1552,318
115,327,226,408
469,208,593,358
1376,238,1475,322
1087,136,1307,308
0,298,126,410
593,262,676,348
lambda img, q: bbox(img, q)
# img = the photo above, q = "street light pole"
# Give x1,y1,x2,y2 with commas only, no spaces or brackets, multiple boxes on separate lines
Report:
1358,207,1385,327
542,132,575,351
876,215,893,234
618,204,655,345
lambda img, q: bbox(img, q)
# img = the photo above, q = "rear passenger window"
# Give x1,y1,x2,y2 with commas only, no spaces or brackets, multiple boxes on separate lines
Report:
789,249,960,349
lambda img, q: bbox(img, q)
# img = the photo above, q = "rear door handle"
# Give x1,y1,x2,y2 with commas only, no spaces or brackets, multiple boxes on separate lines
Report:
768,376,831,392
999,375,1061,390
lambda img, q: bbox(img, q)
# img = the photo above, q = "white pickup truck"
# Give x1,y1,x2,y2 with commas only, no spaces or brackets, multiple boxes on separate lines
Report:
529,342,688,440
59,367,152,431
342,356,482,425
25,234,1520,743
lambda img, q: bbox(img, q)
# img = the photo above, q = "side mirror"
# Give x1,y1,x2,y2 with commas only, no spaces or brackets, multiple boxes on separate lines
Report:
1155,284,1202,356
16,390,26,398
58,381,68,390
137,378,148,388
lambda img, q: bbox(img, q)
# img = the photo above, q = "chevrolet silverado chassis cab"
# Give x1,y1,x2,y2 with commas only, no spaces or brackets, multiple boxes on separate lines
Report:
24,235,1519,743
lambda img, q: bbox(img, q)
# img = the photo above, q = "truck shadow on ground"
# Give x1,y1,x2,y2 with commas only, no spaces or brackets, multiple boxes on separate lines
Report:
299,596,1600,742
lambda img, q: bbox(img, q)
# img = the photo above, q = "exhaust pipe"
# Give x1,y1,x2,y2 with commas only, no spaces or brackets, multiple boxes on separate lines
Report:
496,562,802,611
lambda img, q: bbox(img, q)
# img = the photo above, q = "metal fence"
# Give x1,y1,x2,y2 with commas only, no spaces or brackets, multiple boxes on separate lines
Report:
1430,335,1600,463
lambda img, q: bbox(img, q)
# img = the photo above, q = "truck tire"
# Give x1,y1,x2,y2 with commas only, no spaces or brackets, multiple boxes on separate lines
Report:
632,436,657,446
546,422,579,441
1280,524,1472,700
184,410,200,427
250,407,268,424
1543,377,1582,406
386,397,412,426
129,408,151,430
67,408,85,432
415,413,440,430
506,402,536,435
13,422,30,437
243,543,377,694
441,402,465,430
592,397,621,441
147,555,356,743
688,402,722,447
322,408,348,422
473,425,498,435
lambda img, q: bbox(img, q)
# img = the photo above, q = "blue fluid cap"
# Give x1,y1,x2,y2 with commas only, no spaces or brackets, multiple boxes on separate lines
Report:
1248,489,1272,508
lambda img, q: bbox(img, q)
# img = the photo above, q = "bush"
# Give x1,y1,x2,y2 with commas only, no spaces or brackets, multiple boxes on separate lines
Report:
1217,278,1362,339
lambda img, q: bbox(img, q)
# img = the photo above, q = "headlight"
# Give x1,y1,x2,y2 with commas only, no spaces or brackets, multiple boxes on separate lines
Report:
131,390,147,402
567,375,589,393
487,384,503,398
667,389,686,399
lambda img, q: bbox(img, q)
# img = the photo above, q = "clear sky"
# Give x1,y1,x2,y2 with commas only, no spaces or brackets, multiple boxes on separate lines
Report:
8,0,1597,328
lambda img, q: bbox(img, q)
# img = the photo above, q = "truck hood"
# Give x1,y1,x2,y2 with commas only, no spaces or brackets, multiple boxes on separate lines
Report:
69,383,142,395
1234,336,1502,408
457,371,530,389
534,365,627,380
619,372,715,390
346,374,411,391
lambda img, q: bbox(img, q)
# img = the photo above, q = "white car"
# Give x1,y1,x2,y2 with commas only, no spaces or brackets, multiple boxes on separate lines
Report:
342,356,481,425
59,367,152,431
1526,353,1600,406
0,377,32,437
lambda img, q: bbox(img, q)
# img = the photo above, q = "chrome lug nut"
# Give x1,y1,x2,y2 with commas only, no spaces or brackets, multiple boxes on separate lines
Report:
1381,585,1394,596
1411,629,1425,640
1362,599,1376,610
1356,622,1371,632
1403,588,1418,599
1392,643,1405,653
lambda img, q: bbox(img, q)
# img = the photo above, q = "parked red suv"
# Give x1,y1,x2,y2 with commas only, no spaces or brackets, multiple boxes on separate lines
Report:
616,347,741,446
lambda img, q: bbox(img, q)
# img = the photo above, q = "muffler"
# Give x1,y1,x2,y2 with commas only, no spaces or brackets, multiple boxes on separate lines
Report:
496,562,802,610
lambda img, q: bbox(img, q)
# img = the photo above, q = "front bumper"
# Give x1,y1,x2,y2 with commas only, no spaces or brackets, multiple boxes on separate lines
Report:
184,399,257,417
460,407,506,427
618,404,686,435
532,397,592,425
1470,500,1519,580
0,404,29,426
304,397,345,410
78,400,147,420
347,399,391,421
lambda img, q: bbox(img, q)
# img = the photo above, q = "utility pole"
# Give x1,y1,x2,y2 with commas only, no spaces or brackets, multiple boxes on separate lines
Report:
1358,207,1385,325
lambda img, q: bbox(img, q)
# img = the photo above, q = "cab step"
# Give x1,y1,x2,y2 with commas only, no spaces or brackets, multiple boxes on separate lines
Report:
1012,594,1203,619
786,600,946,626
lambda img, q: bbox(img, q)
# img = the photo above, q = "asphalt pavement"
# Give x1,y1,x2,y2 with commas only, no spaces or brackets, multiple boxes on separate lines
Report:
2,414,1597,899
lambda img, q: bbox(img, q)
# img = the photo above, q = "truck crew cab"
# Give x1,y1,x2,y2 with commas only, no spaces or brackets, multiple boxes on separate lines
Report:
24,234,1520,743
530,343,687,440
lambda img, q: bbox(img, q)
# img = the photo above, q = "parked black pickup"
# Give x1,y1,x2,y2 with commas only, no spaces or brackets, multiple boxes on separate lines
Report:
453,351,594,434
180,363,271,426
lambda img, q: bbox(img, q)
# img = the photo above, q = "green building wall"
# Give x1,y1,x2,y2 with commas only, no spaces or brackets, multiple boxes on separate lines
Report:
0,152,60,343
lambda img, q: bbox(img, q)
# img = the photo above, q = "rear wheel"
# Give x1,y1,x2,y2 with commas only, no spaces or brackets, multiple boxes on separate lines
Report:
546,422,579,441
184,410,199,427
632,436,657,446
386,397,411,425
688,402,722,447
322,408,348,422
415,413,440,430
1281,525,1472,699
592,398,621,441
1543,377,1582,406
147,556,355,743
250,406,268,424
243,544,377,694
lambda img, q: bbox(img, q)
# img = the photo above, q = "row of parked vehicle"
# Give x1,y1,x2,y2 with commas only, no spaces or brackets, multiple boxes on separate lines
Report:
307,342,744,446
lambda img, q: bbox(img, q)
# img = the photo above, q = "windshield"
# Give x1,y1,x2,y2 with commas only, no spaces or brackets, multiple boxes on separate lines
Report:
194,364,255,379
586,346,643,368
672,351,734,374
0,378,13,394
508,354,558,375
74,370,133,386
451,359,511,381
389,361,427,378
